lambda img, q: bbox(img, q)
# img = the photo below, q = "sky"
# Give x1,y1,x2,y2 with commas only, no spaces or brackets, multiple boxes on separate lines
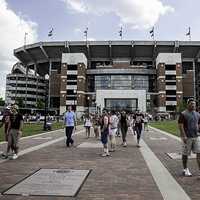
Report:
0,0,200,99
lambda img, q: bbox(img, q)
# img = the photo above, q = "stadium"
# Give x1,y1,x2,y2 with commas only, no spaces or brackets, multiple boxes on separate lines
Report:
6,40,200,116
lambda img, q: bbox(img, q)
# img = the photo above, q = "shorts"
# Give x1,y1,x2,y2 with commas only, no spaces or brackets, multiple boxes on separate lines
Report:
182,137,200,156
8,129,20,151
85,126,91,130
109,128,117,136
101,132,108,145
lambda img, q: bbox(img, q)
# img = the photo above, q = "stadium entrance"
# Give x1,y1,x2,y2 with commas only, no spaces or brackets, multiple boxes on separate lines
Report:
105,98,138,111
96,90,147,113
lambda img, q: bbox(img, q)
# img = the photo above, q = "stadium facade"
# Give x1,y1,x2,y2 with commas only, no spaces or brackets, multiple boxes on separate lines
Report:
6,40,199,116
6,62,47,110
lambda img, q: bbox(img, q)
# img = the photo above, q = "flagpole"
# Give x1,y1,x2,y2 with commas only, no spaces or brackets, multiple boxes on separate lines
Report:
186,27,191,41
24,32,28,46
48,28,54,40
84,27,88,45
150,27,154,41
86,29,87,42
119,27,123,40
189,27,191,41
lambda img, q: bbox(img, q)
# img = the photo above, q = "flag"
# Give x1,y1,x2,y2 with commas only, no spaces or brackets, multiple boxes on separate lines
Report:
48,28,53,37
84,27,88,37
119,27,122,38
186,27,190,36
150,27,154,38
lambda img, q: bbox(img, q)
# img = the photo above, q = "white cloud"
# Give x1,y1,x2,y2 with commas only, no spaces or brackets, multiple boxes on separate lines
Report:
62,0,174,29
0,0,38,99
63,0,87,13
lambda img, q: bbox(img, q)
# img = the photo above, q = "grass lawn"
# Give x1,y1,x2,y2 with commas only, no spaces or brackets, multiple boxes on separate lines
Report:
0,122,63,142
149,120,180,137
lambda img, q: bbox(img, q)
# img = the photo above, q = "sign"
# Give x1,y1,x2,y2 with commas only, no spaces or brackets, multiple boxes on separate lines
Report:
4,169,90,197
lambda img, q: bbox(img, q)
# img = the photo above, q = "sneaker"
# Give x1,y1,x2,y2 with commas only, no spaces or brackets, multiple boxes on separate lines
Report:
109,149,115,152
70,142,74,147
123,142,127,147
106,152,110,156
10,154,18,160
182,168,192,177
137,144,141,148
101,153,107,157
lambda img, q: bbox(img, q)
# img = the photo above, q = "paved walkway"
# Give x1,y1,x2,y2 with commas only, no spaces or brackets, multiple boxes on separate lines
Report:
0,126,199,200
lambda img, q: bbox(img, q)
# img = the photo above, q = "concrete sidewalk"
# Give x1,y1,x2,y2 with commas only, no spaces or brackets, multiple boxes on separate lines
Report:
0,126,198,200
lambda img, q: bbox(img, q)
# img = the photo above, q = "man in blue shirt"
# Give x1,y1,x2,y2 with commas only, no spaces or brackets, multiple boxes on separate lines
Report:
64,106,76,147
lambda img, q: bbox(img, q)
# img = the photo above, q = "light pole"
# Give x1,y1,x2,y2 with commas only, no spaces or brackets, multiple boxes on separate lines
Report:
43,74,49,131
73,89,77,111
87,96,90,114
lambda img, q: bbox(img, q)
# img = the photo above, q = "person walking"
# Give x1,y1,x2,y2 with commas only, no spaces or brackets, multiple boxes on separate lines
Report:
178,98,200,176
135,111,144,148
120,111,128,147
100,110,110,157
93,113,100,139
116,112,121,137
0,106,12,158
109,111,119,152
4,104,23,159
144,113,149,132
64,106,76,147
84,113,92,138
127,113,134,135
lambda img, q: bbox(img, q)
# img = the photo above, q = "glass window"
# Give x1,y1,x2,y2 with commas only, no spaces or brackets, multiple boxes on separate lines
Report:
67,65,77,70
95,75,149,90
95,76,110,89
133,76,149,90
166,90,176,95
67,75,77,80
105,98,138,111
111,75,131,89
166,82,176,85
165,65,176,70
166,75,176,80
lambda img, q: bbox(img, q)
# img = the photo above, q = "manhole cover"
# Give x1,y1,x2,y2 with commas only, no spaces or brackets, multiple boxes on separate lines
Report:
3,169,90,197
77,142,102,148
166,153,196,159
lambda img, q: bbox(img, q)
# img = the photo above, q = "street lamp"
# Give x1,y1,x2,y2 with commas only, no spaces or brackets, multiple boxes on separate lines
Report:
87,96,90,113
43,74,49,131
73,89,77,111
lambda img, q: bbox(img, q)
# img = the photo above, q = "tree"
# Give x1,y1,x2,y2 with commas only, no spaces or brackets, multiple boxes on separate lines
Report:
36,99,45,109
0,97,5,106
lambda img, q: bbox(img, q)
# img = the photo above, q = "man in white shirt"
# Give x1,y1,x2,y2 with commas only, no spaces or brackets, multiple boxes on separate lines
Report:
109,111,119,152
